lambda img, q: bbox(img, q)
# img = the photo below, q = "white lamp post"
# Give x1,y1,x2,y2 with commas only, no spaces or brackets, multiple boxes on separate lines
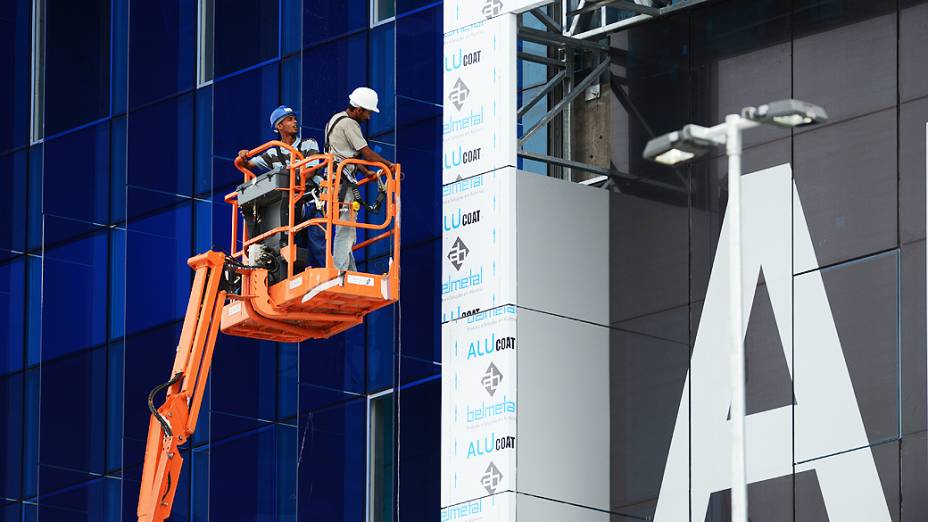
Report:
643,99,827,522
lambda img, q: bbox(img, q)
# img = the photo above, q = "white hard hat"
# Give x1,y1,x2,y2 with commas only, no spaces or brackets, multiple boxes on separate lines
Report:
348,87,380,113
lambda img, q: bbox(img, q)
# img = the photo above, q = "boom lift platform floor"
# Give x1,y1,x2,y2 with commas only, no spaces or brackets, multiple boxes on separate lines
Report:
221,265,398,342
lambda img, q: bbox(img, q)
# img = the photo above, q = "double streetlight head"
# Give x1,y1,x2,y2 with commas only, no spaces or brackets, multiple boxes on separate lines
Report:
642,98,828,166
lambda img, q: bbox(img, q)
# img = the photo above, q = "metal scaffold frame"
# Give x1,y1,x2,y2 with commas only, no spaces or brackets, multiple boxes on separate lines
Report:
516,1,709,190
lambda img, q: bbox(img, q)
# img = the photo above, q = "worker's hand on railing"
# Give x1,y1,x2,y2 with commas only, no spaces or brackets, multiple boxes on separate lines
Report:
237,150,250,162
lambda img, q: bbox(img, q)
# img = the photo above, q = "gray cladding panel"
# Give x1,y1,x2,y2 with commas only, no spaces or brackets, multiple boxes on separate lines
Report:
516,171,610,326
900,241,927,435
793,109,898,271
899,99,928,244
517,308,610,511
900,3,928,103
816,252,899,446
609,329,688,515
793,13,896,124
516,493,639,522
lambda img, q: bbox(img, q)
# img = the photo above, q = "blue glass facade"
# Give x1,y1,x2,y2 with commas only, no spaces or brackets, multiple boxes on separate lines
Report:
1,0,443,520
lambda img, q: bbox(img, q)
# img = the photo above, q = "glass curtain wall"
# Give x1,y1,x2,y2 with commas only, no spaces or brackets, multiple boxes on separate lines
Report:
1,1,444,520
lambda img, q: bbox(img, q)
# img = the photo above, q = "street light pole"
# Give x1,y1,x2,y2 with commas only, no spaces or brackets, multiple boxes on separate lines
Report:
642,99,827,522
726,114,748,522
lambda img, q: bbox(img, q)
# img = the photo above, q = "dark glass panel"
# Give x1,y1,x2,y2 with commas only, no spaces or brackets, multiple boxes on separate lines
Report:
37,477,121,522
0,259,25,375
22,368,38,498
396,97,441,245
303,0,367,48
0,0,31,152
296,399,365,522
125,203,192,334
39,348,106,495
105,341,123,473
111,0,128,115
366,304,395,393
25,257,41,366
282,56,302,125
111,115,127,224
1,372,23,500
277,424,298,521
397,0,438,15
299,324,365,400
210,335,276,440
214,0,279,78
127,94,195,196
301,34,368,139
128,0,195,108
396,5,441,104
122,322,183,476
369,23,396,137
213,63,279,175
109,227,126,341
44,0,110,135
397,380,439,522
42,122,110,245
194,86,214,196
208,426,278,520
279,343,298,420
399,240,440,363
281,0,302,55
41,233,108,360
27,146,43,252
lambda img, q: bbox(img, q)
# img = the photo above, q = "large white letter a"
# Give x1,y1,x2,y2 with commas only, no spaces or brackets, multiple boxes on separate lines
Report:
654,164,891,521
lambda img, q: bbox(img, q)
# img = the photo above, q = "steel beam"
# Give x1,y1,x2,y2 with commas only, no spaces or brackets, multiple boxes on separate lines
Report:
518,26,608,52
519,59,609,145
530,7,563,33
518,51,566,68
519,69,567,118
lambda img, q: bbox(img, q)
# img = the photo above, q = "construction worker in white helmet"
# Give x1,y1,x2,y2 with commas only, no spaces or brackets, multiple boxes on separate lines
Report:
324,87,398,272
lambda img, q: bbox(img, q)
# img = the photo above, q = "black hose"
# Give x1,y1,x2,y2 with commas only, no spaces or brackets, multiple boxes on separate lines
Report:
148,372,184,437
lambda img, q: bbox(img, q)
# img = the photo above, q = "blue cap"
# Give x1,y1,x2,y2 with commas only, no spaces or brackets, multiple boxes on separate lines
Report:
270,105,298,131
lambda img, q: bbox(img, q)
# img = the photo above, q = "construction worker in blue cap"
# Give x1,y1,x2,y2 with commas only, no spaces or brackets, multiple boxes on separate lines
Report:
238,105,327,268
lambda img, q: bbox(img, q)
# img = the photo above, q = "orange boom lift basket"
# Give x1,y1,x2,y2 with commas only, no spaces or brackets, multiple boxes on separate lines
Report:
136,141,400,522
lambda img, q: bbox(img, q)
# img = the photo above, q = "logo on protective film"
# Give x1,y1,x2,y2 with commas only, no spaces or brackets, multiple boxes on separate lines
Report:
449,78,471,111
481,462,503,494
482,362,503,396
448,237,470,271
482,0,504,18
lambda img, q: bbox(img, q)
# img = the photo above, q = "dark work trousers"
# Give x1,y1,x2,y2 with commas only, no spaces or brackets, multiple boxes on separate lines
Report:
302,202,328,269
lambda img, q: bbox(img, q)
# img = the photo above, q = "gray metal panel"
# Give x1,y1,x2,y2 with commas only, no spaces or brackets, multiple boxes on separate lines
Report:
900,241,926,436
516,308,611,511
901,2,928,103
516,493,639,521
516,171,610,326
793,13,896,124
901,432,928,522
899,98,928,244
793,109,898,271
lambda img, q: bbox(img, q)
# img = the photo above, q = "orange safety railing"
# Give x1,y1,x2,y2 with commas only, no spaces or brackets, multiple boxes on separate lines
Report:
228,141,401,279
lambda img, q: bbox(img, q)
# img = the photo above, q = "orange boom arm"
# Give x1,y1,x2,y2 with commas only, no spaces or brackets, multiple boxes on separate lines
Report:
137,251,228,522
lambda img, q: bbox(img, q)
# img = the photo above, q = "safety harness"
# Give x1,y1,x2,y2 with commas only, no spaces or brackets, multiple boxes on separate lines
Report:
325,114,387,213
